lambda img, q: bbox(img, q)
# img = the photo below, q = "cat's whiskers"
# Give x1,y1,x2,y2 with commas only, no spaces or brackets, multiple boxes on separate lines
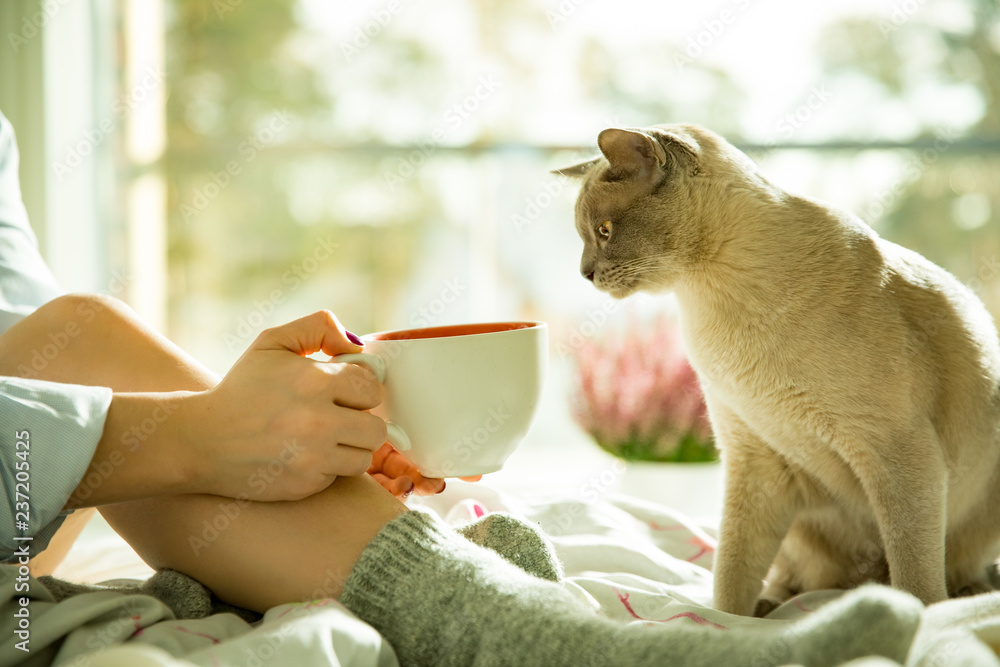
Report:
615,256,669,278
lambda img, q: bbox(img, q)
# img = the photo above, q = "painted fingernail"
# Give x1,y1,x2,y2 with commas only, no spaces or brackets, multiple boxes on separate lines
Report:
346,330,363,346
402,484,415,499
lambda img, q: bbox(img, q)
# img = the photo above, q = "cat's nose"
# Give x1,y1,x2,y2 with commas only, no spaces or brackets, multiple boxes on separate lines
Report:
583,270,595,282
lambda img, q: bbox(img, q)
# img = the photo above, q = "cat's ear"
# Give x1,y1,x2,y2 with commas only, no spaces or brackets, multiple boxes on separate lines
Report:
597,127,700,183
597,128,667,183
550,158,601,178
598,129,665,168
649,129,700,168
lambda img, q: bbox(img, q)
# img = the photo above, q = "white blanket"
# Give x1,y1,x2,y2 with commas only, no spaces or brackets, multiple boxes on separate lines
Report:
16,483,1000,667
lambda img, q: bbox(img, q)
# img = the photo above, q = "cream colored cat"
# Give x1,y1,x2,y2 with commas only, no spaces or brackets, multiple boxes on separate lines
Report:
559,123,1000,617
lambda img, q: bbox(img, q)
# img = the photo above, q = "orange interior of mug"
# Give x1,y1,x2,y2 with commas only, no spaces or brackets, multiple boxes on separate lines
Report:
365,321,540,341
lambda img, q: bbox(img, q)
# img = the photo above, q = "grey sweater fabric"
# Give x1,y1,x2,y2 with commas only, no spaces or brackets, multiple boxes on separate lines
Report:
341,510,923,667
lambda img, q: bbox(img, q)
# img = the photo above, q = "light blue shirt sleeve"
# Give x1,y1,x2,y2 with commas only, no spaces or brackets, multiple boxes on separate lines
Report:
0,379,111,560
0,111,62,332
0,109,114,560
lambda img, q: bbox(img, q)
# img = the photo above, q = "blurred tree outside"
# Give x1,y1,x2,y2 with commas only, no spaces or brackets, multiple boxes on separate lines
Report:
161,0,1000,377
165,0,438,370
816,0,1000,316
161,0,754,373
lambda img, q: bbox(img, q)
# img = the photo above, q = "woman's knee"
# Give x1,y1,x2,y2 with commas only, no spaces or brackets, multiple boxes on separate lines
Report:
0,293,142,378
39,293,137,331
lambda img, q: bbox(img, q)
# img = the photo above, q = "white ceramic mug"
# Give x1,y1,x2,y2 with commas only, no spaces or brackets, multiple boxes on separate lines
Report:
335,321,547,477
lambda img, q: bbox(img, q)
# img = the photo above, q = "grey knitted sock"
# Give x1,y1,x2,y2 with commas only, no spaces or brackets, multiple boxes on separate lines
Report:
341,511,922,667
456,512,563,582
38,569,261,623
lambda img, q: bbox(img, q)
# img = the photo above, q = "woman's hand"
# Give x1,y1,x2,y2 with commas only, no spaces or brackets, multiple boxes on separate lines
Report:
367,443,443,497
368,443,483,498
176,310,389,501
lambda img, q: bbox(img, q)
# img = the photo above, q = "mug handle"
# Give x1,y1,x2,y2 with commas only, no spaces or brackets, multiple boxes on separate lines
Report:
332,352,412,452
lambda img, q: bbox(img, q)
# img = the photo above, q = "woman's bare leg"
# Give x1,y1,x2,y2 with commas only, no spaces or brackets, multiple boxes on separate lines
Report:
25,508,95,576
100,476,404,611
0,294,405,609
0,293,219,393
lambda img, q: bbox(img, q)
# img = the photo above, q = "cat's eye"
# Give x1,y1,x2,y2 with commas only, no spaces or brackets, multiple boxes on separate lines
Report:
598,220,612,238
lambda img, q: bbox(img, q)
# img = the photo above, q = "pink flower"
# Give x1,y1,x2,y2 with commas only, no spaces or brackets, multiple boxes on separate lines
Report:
569,316,714,461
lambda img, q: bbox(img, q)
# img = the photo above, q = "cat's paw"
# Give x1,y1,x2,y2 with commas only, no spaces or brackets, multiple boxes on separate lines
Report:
988,562,1000,589
954,578,996,598
753,597,781,618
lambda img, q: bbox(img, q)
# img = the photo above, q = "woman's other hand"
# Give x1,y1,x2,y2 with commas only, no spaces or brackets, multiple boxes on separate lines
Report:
368,443,483,498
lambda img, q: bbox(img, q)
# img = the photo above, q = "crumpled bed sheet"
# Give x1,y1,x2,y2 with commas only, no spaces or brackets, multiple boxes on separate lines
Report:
1,483,998,666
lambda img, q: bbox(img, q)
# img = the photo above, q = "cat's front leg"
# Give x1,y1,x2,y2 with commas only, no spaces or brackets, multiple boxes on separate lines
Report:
843,426,948,605
712,416,800,616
